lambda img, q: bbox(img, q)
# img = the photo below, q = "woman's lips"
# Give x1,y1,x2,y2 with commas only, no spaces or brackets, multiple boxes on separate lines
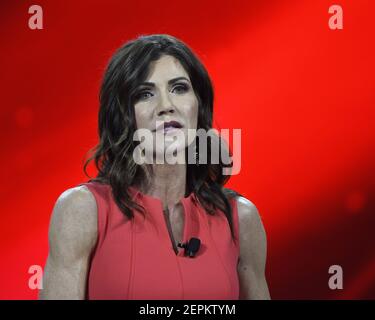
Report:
154,120,183,133
163,126,182,134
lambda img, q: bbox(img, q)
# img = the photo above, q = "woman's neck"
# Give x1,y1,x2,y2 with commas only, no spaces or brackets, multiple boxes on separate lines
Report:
141,163,187,209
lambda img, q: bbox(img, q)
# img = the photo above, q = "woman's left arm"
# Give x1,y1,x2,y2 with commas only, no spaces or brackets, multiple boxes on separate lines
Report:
236,196,271,300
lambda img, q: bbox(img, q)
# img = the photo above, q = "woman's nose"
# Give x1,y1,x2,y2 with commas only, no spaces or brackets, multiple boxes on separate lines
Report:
156,92,175,115
157,106,175,116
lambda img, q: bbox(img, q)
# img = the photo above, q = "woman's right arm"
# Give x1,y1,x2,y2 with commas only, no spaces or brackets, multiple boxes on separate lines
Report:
38,185,98,300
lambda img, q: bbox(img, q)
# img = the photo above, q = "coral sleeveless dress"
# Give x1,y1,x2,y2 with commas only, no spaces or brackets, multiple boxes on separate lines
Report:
78,181,240,300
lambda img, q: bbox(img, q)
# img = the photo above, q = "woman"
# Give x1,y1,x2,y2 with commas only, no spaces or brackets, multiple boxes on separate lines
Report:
39,34,270,300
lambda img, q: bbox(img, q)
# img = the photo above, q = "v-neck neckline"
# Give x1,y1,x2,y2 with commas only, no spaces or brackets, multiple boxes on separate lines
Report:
128,186,195,258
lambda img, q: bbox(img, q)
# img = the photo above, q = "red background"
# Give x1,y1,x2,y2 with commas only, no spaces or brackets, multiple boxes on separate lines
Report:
1,0,374,299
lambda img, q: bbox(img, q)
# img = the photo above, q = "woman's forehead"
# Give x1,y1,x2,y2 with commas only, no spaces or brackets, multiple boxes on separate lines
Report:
145,55,189,83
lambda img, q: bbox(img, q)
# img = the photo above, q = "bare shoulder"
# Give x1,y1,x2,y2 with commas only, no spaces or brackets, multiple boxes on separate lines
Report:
223,188,265,237
235,196,267,267
53,185,97,216
235,196,264,230
48,185,98,263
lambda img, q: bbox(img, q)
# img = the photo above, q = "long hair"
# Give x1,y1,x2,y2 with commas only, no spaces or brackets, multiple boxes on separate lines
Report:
83,34,239,240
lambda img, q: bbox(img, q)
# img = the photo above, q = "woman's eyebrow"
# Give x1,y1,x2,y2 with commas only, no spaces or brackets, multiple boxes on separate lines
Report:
138,77,190,87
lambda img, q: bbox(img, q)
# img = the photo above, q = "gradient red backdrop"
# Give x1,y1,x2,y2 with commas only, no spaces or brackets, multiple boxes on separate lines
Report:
1,0,374,299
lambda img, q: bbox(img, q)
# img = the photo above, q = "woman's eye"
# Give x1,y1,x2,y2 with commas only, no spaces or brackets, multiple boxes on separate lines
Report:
134,83,189,102
135,91,153,101
172,83,189,94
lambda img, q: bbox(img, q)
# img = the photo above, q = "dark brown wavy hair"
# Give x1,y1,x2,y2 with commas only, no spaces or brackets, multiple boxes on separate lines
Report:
83,34,239,240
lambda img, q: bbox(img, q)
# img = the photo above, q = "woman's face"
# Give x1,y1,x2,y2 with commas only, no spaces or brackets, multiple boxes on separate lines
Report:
133,55,199,161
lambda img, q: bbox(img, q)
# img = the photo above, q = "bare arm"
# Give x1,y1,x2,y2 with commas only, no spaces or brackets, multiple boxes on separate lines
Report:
39,186,97,299
236,196,271,300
